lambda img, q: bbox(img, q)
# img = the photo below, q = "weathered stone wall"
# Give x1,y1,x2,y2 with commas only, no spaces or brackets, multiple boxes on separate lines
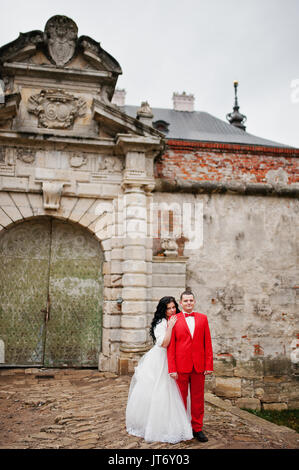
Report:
153,190,299,409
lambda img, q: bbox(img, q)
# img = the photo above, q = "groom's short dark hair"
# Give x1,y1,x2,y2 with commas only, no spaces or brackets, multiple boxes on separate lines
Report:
180,288,195,300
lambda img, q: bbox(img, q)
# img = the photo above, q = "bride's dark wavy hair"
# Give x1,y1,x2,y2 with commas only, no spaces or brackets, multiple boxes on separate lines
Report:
149,296,180,343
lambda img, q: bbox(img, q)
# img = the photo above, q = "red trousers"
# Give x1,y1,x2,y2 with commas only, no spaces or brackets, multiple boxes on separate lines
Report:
177,369,205,432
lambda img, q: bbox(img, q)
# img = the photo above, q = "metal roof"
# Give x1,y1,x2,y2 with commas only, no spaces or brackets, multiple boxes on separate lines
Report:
123,105,291,148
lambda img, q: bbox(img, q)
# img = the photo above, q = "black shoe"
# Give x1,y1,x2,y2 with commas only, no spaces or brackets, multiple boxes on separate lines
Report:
193,430,208,442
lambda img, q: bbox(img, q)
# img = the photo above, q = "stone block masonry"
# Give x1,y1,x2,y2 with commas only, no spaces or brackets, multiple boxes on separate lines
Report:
209,356,299,410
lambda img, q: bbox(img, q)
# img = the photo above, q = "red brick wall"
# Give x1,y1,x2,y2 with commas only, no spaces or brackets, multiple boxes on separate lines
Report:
155,140,299,184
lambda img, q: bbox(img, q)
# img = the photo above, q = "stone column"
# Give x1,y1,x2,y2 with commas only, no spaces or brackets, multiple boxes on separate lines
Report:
120,182,149,369
116,135,161,374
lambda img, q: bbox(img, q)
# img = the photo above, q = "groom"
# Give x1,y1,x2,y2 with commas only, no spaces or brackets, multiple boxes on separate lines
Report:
167,289,213,442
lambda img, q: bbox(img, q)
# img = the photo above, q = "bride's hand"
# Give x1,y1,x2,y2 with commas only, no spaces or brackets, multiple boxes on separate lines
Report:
168,316,177,329
170,372,178,380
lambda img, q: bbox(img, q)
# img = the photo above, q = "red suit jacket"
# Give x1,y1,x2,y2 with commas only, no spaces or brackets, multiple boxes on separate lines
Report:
167,312,213,374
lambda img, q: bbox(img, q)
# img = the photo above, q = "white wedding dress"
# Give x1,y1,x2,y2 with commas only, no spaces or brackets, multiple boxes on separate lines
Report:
126,318,193,443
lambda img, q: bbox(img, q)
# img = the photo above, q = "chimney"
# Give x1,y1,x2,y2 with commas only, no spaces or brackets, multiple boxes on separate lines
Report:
112,88,126,107
172,91,194,112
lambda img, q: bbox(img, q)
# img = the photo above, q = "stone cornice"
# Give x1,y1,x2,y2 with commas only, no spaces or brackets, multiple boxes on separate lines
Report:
115,134,164,156
3,62,113,83
153,255,189,263
122,179,156,193
154,178,299,198
0,129,164,157
0,130,165,157
0,130,116,153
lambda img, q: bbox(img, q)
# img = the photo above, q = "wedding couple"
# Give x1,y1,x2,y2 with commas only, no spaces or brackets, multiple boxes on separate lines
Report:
126,289,213,444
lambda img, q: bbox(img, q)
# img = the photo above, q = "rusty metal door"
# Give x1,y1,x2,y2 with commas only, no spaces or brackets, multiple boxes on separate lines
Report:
0,217,103,367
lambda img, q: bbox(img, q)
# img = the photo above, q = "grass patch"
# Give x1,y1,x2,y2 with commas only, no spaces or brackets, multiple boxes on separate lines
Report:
242,408,299,433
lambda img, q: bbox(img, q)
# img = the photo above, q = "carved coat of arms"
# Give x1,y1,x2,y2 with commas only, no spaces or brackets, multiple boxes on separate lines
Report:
44,15,78,66
28,89,87,129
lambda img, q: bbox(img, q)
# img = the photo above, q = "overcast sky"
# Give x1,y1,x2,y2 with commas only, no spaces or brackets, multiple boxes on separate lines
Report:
1,0,298,148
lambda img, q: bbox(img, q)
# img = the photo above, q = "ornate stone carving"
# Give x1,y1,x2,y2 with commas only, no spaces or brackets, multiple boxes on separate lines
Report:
137,101,153,119
69,154,87,168
28,89,87,129
42,181,64,210
81,39,99,55
97,156,123,172
16,148,35,164
161,238,178,257
44,15,78,66
137,101,153,126
0,31,43,64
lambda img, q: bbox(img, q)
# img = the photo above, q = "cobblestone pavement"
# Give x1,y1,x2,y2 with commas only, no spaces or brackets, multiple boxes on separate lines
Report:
0,368,298,450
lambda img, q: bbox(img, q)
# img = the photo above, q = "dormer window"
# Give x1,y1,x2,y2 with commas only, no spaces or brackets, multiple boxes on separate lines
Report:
153,120,169,134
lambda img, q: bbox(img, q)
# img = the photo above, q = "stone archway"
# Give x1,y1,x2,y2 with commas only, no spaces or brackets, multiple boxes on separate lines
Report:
0,216,104,367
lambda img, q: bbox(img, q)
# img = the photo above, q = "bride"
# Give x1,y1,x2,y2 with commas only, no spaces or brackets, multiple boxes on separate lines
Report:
126,296,193,444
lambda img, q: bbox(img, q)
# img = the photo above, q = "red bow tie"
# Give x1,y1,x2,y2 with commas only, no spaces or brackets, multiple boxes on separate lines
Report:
185,313,194,317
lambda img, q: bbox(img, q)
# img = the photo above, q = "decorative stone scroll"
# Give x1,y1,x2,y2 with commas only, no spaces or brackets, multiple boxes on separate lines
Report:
28,89,87,129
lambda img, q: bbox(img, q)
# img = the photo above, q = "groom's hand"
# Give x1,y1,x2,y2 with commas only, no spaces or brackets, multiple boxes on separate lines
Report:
169,372,178,380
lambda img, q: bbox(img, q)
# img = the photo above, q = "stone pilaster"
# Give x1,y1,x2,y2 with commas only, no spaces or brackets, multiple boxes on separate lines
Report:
119,182,153,373
116,135,160,374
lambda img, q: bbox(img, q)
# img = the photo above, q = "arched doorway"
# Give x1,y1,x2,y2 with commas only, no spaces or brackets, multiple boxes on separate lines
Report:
0,217,104,367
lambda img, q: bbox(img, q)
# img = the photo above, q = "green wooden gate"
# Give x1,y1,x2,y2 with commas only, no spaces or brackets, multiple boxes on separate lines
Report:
0,217,103,367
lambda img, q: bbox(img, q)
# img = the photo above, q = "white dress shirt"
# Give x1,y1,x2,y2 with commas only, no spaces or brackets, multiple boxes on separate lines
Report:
182,310,195,338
